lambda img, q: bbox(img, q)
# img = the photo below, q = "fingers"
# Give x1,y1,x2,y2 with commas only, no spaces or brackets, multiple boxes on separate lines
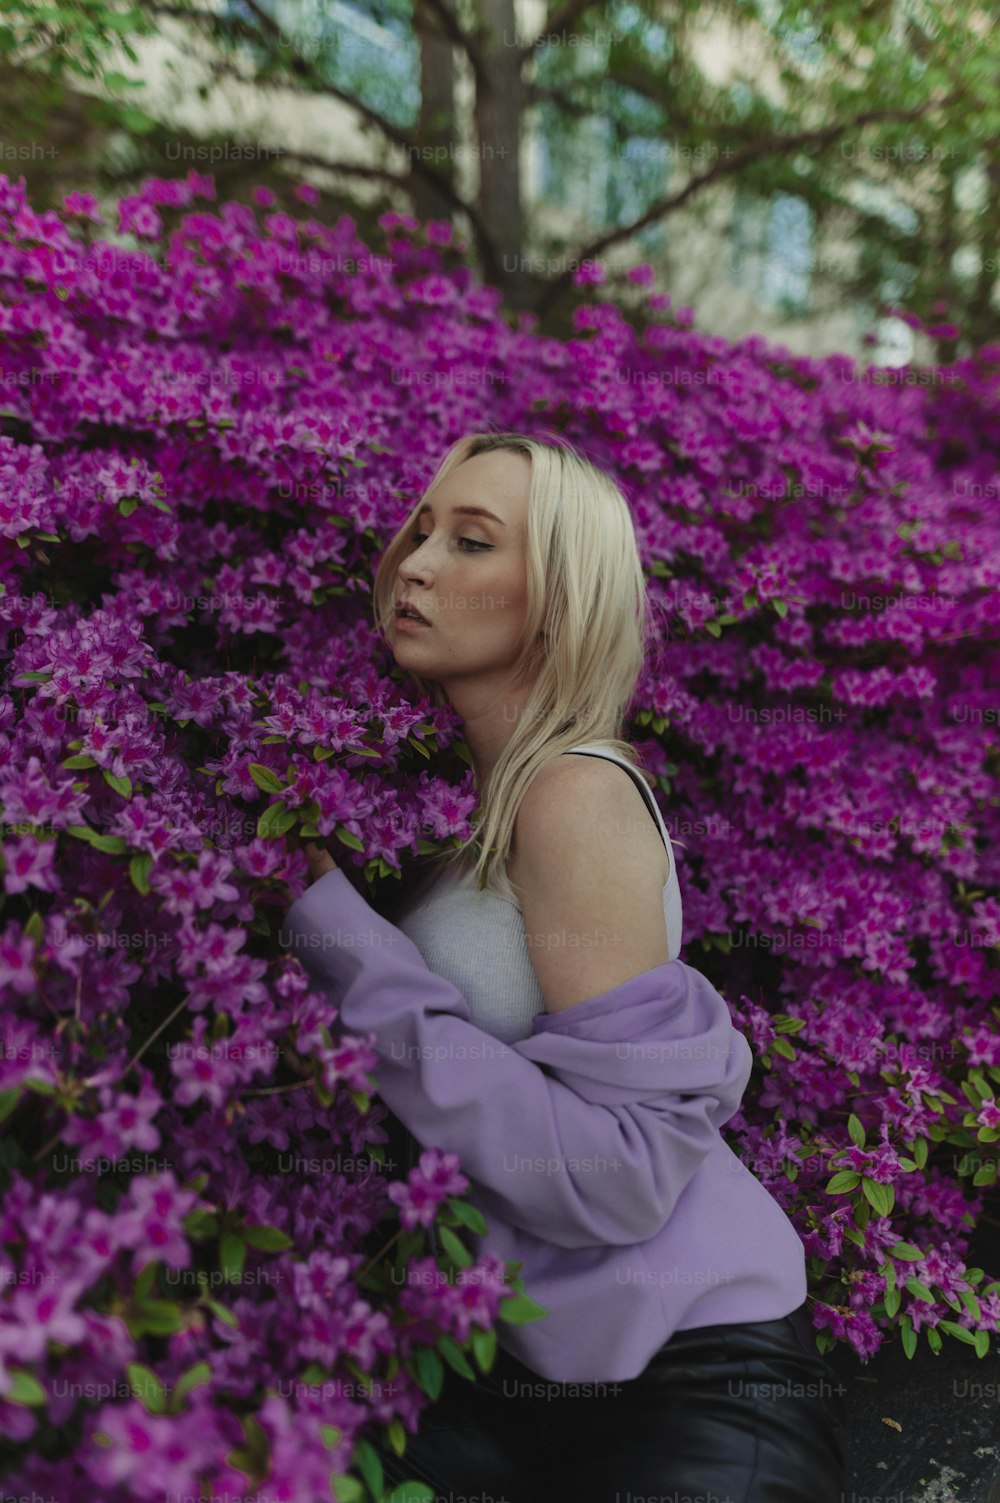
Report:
303,841,336,880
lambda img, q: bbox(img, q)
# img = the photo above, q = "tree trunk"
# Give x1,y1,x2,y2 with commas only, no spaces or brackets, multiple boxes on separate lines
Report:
409,0,458,227
472,0,531,309
969,147,1000,351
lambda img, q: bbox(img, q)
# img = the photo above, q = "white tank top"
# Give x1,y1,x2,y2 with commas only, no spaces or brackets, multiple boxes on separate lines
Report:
395,744,683,1044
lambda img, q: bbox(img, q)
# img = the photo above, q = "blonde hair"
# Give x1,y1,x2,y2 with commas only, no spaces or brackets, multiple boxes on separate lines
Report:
371,431,657,903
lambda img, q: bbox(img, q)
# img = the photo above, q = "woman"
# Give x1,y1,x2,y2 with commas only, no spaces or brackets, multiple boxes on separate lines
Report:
283,432,848,1503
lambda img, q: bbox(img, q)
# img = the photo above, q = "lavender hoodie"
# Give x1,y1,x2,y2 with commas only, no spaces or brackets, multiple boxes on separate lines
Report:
280,866,807,1382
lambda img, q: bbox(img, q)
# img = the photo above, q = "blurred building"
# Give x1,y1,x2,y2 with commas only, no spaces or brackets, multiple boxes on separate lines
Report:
75,0,928,363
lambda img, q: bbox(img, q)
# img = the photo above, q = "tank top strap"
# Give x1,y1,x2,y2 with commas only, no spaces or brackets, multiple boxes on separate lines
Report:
564,744,672,859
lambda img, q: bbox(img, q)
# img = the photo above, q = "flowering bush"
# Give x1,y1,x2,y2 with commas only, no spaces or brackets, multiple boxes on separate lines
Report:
0,169,998,1495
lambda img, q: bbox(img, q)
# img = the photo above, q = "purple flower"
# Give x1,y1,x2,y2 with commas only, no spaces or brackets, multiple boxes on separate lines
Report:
62,191,101,221
0,162,997,1485
115,1172,199,1273
1,836,57,894
0,924,36,995
387,1148,468,1229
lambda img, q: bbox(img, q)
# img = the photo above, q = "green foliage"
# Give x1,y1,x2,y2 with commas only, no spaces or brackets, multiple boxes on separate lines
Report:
2,0,999,342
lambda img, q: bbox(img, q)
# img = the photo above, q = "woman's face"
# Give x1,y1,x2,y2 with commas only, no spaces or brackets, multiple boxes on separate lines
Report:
389,449,533,692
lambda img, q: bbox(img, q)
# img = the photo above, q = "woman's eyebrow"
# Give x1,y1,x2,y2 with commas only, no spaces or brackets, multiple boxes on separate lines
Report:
416,502,506,527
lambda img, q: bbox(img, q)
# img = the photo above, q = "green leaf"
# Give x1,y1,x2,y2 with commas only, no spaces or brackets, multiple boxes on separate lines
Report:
847,1114,866,1148
884,1287,901,1318
102,769,132,798
65,825,128,853
352,1438,384,1498
327,1478,366,1503
825,1170,861,1194
131,1300,185,1336
62,753,97,768
206,1298,238,1328
130,852,152,895
437,1225,473,1268
319,1422,342,1448
5,1369,46,1406
173,1361,212,1404
385,1416,407,1456
220,1233,247,1280
774,1015,807,1034
905,1277,935,1304
958,1287,982,1322
183,1209,219,1239
938,1320,978,1346
436,1336,475,1380
889,1242,924,1261
248,762,285,794
900,1316,918,1358
470,1324,496,1373
126,1363,167,1413
134,1261,158,1300
771,1035,796,1060
448,1197,488,1236
497,1291,548,1326
243,1224,293,1251
258,801,298,839
0,1089,21,1125
861,1178,894,1216
334,824,365,851
414,1344,444,1401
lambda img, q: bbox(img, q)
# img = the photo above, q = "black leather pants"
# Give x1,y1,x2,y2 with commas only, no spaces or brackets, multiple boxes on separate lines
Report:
374,1303,848,1503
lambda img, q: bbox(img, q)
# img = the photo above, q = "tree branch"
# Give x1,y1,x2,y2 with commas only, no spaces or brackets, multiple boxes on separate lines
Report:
520,0,601,59
144,1,500,274
524,78,607,123
273,146,492,257
534,93,962,317
413,0,487,85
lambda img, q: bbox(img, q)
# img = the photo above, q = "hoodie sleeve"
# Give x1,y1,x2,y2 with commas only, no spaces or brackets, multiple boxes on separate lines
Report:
279,867,751,1250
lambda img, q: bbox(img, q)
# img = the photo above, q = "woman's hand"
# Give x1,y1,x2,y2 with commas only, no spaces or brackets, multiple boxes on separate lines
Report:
304,840,337,884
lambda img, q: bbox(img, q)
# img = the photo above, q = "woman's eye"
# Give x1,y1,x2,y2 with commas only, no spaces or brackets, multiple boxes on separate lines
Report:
409,532,492,552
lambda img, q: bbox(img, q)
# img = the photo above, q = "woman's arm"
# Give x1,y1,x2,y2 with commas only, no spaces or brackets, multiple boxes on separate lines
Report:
280,866,750,1250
